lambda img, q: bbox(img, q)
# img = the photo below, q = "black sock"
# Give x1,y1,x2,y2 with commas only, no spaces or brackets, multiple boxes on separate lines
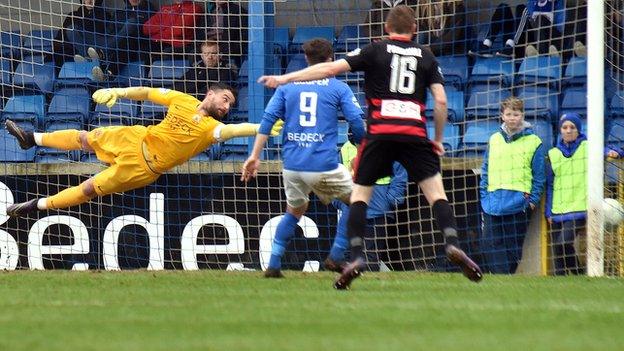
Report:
432,199,459,248
347,201,368,260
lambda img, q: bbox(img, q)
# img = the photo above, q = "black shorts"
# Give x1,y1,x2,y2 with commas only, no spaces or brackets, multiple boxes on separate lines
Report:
353,139,440,186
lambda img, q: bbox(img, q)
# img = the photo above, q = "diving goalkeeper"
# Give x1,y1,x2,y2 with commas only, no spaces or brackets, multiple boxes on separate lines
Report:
5,84,283,217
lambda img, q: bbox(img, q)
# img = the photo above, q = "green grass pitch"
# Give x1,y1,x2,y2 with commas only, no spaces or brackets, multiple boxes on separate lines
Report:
0,271,622,351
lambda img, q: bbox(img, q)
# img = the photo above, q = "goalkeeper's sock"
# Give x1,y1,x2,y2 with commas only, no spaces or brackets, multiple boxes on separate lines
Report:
329,205,349,262
347,201,368,261
45,184,94,210
268,212,299,270
432,199,459,248
41,130,82,150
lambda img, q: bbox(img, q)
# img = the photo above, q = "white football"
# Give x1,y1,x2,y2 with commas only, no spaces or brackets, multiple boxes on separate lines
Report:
603,198,624,226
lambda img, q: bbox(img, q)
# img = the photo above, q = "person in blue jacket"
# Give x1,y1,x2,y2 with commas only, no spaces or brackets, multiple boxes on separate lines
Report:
480,96,546,274
325,138,408,272
545,113,624,275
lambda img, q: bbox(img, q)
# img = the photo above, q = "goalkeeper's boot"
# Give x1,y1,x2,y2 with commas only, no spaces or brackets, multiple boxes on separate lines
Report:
446,244,483,283
6,199,38,217
323,257,346,273
264,268,284,278
334,258,364,290
5,120,36,150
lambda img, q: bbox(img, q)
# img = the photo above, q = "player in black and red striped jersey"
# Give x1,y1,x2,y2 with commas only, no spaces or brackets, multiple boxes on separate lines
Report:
259,5,482,289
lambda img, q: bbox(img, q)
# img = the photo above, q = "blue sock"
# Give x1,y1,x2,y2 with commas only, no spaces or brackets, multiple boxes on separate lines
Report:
268,212,299,270
329,205,349,262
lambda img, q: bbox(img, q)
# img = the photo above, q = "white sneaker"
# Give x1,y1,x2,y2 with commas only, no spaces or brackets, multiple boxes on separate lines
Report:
548,45,559,57
74,54,86,62
91,66,107,82
525,44,538,57
574,41,587,57
87,47,100,60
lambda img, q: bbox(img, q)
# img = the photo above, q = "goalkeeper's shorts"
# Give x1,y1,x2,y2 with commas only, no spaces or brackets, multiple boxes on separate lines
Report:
87,125,160,196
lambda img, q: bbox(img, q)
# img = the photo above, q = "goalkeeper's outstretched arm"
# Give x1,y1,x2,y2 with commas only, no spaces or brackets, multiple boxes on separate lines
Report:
92,87,152,108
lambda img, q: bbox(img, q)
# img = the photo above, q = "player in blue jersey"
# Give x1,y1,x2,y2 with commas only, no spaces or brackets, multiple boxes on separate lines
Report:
240,38,366,278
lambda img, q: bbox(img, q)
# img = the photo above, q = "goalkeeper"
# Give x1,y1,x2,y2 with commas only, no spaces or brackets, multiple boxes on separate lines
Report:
5,84,283,217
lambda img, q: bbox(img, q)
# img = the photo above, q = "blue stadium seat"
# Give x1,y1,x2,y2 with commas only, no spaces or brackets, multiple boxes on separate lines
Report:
516,56,562,87
139,100,167,123
0,121,36,162
285,54,307,73
469,57,514,87
1,94,46,127
560,88,587,120
46,88,91,128
1,58,14,96
56,61,99,88
437,56,468,89
465,89,511,120
1,31,20,57
563,57,587,88
21,29,56,57
335,25,369,53
13,58,55,94
88,99,138,128
289,26,334,53
529,118,554,147
610,91,624,119
457,120,499,157
101,61,147,88
426,89,465,123
80,152,100,163
148,60,190,88
273,27,290,54
219,136,252,161
237,56,282,87
426,123,461,153
608,118,624,145
516,86,558,122
190,150,212,162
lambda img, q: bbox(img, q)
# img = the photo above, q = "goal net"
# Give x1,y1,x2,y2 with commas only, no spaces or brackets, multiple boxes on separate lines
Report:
0,0,621,276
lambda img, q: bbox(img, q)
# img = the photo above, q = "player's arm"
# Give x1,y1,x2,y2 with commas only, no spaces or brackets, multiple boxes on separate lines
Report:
92,87,187,108
239,113,284,182
340,84,366,144
430,83,448,155
258,59,352,88
214,120,283,142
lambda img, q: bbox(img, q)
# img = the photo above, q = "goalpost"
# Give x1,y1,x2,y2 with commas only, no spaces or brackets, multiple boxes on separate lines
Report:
0,0,622,276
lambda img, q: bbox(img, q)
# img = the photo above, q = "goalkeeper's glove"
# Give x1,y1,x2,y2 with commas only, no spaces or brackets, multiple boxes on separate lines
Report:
269,120,284,136
92,88,128,108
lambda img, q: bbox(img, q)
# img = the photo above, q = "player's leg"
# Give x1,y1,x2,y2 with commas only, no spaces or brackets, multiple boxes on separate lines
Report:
6,177,98,217
265,170,311,278
5,120,89,151
419,174,483,282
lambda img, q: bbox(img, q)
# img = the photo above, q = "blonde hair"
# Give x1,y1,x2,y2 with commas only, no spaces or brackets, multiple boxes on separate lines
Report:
418,0,461,37
500,96,524,113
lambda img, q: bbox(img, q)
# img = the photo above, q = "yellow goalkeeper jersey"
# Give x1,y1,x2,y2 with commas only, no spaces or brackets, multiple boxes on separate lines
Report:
143,88,222,173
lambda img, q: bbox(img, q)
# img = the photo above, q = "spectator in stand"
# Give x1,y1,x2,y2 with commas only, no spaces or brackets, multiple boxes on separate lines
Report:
51,0,114,69
545,113,624,275
143,0,204,57
478,0,566,57
326,138,408,272
417,0,467,57
91,0,156,82
364,0,419,42
173,40,238,99
201,0,249,68
480,96,546,274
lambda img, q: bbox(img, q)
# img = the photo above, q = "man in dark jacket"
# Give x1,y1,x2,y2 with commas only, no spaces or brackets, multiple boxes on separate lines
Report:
91,0,156,81
174,40,237,99
52,0,113,69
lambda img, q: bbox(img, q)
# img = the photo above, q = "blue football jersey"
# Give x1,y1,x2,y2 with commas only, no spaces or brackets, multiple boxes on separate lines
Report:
260,78,365,172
